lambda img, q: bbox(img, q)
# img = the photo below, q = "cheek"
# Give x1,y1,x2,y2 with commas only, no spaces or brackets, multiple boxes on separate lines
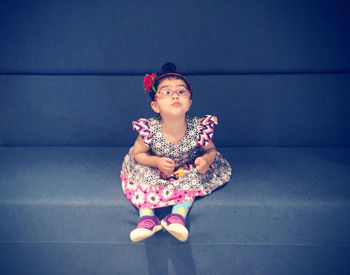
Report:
156,102,168,112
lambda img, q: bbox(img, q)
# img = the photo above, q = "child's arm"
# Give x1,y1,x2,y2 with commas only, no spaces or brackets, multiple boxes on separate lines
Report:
133,135,176,177
195,140,217,174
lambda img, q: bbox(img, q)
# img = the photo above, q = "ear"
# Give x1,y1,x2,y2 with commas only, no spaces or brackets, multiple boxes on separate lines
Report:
151,101,160,113
187,99,192,111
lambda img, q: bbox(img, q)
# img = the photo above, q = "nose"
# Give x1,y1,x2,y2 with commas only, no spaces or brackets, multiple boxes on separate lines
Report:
171,90,179,99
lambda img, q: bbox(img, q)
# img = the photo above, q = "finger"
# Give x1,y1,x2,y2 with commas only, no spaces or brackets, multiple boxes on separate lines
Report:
165,163,176,169
194,158,199,166
197,166,205,174
165,158,176,165
165,163,176,168
163,161,174,168
164,167,174,173
195,158,202,167
164,169,173,176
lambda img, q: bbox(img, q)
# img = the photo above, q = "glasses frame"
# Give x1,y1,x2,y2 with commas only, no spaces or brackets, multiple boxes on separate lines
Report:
155,88,191,100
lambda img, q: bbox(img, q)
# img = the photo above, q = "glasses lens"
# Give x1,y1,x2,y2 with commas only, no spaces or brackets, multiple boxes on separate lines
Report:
156,88,190,98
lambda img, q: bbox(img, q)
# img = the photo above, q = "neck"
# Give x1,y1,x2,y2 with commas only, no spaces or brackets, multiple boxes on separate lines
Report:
160,114,187,136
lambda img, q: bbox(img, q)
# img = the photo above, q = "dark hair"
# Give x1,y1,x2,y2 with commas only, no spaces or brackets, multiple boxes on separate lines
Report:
149,63,192,101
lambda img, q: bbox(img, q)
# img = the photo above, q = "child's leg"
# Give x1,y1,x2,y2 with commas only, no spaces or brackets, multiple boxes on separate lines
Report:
171,201,193,218
139,208,154,217
161,200,194,242
130,208,161,242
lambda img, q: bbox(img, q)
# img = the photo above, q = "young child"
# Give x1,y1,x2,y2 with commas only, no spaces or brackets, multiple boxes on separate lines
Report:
121,63,231,242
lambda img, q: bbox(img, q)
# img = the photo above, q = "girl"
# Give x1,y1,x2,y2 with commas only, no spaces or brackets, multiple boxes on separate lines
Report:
121,63,231,242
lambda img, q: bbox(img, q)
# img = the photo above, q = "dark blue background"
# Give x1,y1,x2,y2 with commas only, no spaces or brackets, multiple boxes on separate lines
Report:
1,2,350,274
1,0,350,146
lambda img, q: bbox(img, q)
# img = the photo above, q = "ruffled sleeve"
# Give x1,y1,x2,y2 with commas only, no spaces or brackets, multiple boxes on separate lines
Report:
132,118,152,147
197,115,218,146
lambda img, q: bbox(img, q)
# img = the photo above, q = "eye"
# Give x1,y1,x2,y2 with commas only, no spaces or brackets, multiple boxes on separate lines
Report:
178,90,186,95
162,90,171,95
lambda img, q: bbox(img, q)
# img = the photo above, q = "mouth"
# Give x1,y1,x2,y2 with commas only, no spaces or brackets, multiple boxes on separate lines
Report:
171,102,181,107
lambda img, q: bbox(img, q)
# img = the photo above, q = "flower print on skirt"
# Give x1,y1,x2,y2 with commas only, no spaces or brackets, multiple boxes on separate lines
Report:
120,115,232,210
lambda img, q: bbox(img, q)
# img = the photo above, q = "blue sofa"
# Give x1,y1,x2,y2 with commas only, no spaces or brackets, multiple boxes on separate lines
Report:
1,1,350,274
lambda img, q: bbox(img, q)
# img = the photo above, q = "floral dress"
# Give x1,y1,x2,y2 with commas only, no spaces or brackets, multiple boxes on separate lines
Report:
120,115,232,210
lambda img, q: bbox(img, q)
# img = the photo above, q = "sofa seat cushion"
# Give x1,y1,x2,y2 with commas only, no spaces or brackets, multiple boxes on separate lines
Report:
1,146,349,246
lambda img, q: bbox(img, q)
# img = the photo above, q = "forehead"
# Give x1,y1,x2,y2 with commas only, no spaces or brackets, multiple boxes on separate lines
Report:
157,78,187,90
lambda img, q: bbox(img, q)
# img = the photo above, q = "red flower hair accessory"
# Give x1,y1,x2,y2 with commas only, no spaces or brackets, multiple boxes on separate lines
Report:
143,73,157,94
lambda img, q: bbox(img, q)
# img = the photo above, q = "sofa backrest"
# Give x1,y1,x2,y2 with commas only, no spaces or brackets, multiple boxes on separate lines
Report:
1,0,349,146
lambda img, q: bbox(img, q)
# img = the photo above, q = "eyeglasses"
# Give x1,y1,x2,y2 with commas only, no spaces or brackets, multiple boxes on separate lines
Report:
155,88,191,99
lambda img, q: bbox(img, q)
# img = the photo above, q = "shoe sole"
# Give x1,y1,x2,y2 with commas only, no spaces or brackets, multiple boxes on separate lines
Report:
130,225,163,242
161,220,188,242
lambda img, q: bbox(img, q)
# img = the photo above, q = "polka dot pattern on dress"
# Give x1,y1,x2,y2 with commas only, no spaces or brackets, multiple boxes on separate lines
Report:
121,115,232,209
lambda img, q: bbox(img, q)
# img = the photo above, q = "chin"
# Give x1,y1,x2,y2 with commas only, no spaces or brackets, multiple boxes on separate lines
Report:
161,111,188,119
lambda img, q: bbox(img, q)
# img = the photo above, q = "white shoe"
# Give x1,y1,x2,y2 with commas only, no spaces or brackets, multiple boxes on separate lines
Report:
129,216,162,242
161,213,188,242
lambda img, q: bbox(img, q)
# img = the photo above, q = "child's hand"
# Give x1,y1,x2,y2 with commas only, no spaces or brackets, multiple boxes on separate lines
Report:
194,157,210,174
156,157,176,178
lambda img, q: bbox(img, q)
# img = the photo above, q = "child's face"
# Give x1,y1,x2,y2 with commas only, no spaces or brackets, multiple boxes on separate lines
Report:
151,78,192,118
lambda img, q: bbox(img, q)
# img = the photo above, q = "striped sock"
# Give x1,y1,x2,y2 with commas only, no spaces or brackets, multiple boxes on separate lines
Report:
139,209,154,217
172,201,194,218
